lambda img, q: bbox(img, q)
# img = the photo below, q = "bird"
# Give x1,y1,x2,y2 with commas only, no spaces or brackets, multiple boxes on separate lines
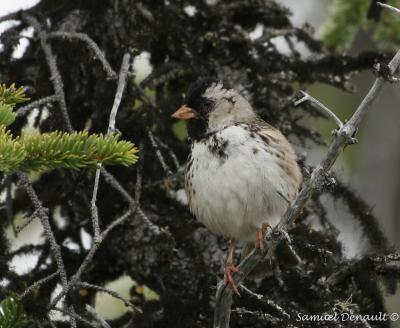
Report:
172,78,302,294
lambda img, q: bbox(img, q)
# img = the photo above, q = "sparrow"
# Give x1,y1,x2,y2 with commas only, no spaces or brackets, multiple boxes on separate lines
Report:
172,78,302,294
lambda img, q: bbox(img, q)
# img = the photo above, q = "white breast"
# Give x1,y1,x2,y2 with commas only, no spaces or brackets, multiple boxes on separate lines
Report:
186,125,295,242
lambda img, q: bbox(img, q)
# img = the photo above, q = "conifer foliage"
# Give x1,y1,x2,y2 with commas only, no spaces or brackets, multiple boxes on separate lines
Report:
0,83,138,173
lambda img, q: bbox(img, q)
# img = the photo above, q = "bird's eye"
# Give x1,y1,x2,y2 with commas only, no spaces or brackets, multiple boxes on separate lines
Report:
200,98,214,113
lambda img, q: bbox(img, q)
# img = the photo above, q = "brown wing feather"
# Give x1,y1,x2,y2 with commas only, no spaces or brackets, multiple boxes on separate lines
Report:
248,117,302,201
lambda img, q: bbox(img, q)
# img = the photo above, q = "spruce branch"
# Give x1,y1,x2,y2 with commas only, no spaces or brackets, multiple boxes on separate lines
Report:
0,103,16,127
0,297,30,328
0,83,30,105
0,127,26,173
20,131,138,171
0,83,30,126
0,130,138,173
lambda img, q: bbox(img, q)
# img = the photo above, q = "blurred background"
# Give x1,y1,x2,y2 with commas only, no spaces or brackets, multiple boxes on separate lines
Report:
1,0,399,325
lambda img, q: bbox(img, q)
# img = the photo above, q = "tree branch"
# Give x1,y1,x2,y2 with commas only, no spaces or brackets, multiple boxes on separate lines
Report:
52,307,96,328
327,252,400,287
85,304,112,328
49,54,132,309
16,95,58,117
16,172,77,328
47,32,117,79
106,53,131,136
23,15,74,132
147,130,172,175
100,166,161,235
77,282,141,313
20,270,59,298
0,11,20,24
377,2,400,14
90,53,130,239
294,90,344,129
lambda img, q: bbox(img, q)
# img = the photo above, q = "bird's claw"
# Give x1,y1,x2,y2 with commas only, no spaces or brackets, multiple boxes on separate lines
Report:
255,223,272,253
223,264,241,296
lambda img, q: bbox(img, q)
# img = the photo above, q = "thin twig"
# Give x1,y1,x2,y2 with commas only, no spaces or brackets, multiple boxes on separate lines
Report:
154,136,180,170
15,210,39,234
86,305,112,328
100,166,160,235
49,320,58,328
16,95,58,117
238,283,263,300
50,158,146,308
107,53,131,136
294,90,343,129
52,307,96,328
5,178,15,235
101,208,134,236
77,282,141,313
121,319,134,328
327,252,400,287
49,61,141,308
17,172,77,328
239,284,290,319
90,53,131,238
213,49,400,328
49,208,135,309
47,32,117,79
231,307,281,325
23,15,74,132
147,130,172,175
17,173,68,287
90,168,102,240
377,2,400,14
0,11,20,24
20,271,59,298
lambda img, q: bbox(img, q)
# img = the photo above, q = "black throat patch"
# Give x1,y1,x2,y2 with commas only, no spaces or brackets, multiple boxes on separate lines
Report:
206,134,229,162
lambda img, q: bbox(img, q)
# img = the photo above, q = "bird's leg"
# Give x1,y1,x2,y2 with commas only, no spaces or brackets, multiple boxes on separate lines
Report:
255,223,271,253
223,239,241,295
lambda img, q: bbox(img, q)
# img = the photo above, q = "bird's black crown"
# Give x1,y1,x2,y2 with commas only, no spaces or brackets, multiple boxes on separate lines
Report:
184,78,231,141
185,78,231,113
